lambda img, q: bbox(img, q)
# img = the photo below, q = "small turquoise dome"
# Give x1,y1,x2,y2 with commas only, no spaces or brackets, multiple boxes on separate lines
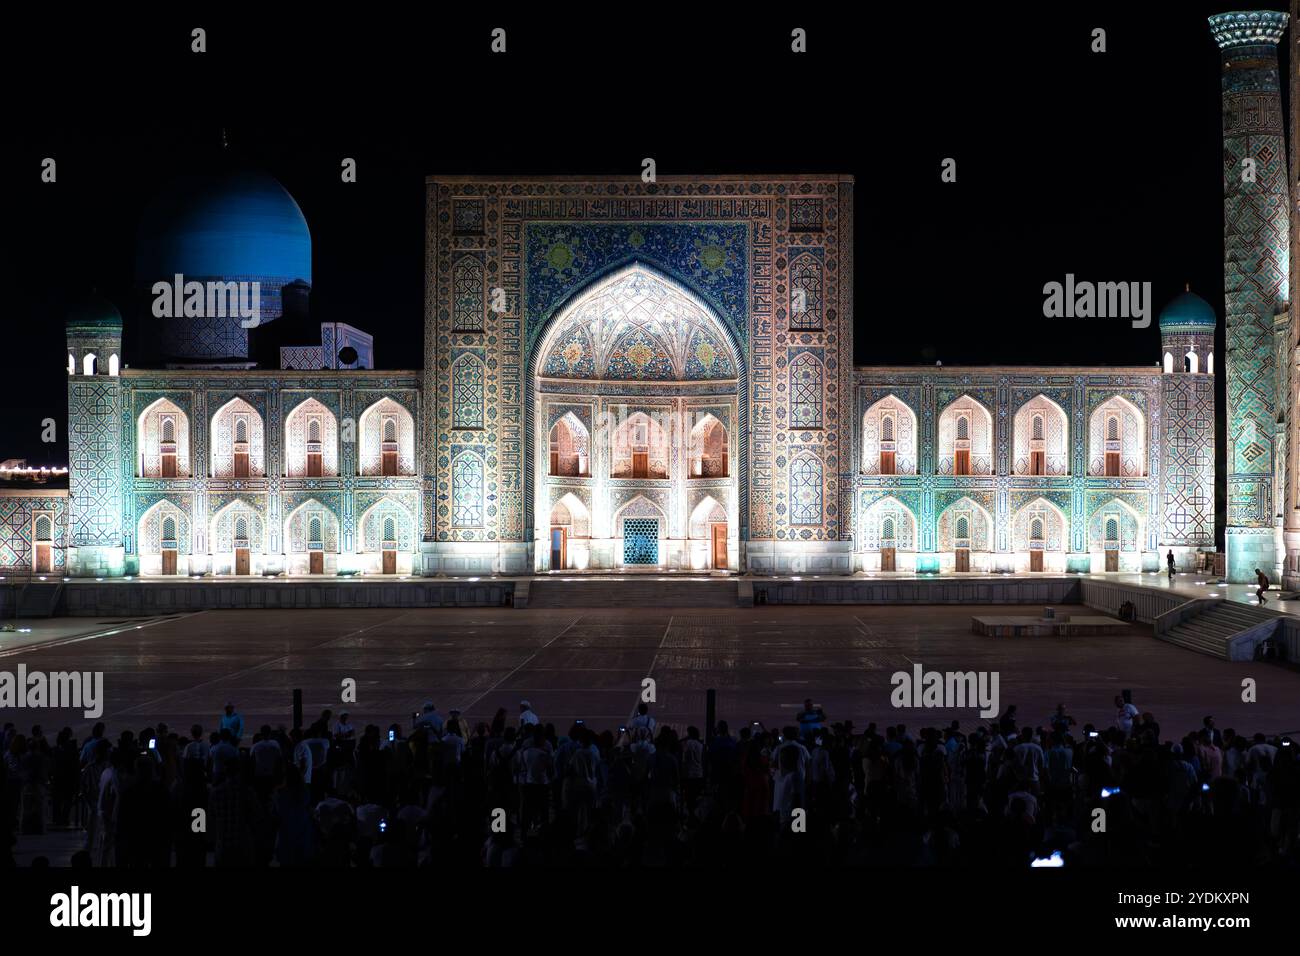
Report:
1158,290,1217,330
136,168,312,284
65,291,123,331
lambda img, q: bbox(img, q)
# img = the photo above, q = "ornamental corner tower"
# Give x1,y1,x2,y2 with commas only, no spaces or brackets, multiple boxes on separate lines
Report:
1210,9,1290,583
65,292,126,577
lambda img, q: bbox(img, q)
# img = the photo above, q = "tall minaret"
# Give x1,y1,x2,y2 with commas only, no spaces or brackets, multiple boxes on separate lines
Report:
1210,10,1290,583
1287,0,1300,590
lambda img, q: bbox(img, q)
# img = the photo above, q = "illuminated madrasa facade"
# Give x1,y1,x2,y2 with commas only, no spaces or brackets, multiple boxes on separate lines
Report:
0,164,1227,580
424,172,1216,578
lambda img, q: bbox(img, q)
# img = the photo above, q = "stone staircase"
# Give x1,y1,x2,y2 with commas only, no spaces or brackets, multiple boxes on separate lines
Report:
1158,600,1284,660
16,582,64,618
527,576,738,608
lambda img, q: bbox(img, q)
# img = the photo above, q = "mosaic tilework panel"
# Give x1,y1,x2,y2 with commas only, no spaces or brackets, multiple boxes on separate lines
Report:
427,178,855,552
0,496,68,568
1217,29,1289,527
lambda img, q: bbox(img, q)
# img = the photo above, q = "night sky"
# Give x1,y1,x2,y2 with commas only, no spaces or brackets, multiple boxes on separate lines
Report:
2,3,1283,465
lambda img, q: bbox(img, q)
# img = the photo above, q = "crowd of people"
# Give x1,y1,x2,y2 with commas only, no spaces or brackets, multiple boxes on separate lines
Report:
2,694,1298,868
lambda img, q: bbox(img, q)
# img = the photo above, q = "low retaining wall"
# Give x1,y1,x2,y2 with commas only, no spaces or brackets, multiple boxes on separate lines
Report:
753,576,1083,606
1078,579,1187,624
55,579,515,615
1,574,1229,619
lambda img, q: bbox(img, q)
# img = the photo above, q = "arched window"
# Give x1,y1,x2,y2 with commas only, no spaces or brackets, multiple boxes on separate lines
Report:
789,353,823,429
956,515,970,540
1185,350,1199,374
108,354,120,376
1207,352,1214,375
789,454,823,526
688,414,728,479
1105,516,1119,542
1030,516,1044,541
1032,415,1044,442
309,515,323,547
882,415,895,442
357,398,414,477
1091,396,1145,478
67,354,76,375
882,515,895,542
234,417,248,444
83,353,97,376
452,453,484,528
1163,352,1174,374
957,415,970,442
234,515,249,542
308,419,321,443
383,515,396,542
34,514,52,541
161,417,175,444
549,413,591,477
162,515,176,542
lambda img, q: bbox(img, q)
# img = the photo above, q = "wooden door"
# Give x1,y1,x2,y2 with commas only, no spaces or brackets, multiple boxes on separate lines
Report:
382,450,398,476
1105,549,1119,572
235,547,250,576
1029,550,1043,572
955,449,970,475
1105,452,1120,477
633,451,649,478
382,549,396,574
1030,451,1045,476
162,453,178,478
307,452,323,477
550,527,567,570
233,451,250,477
161,550,177,575
955,548,970,572
34,543,52,573
880,451,896,475
711,524,727,569
549,450,560,475
309,551,324,575
880,547,896,571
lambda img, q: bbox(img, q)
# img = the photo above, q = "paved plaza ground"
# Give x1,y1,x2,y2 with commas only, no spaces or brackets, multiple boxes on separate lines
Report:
4,602,1300,740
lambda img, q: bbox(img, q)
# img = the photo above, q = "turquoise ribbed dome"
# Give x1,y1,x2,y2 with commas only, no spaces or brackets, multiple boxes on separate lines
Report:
135,168,311,285
1158,291,1217,330
65,291,123,331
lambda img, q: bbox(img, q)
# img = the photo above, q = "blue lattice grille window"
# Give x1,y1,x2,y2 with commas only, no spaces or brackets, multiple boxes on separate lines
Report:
452,357,484,429
789,254,823,330
451,454,484,527
789,354,823,429
789,455,823,526
623,518,659,565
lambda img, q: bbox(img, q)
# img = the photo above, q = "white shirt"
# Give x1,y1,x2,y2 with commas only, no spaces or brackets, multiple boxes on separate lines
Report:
1114,704,1139,734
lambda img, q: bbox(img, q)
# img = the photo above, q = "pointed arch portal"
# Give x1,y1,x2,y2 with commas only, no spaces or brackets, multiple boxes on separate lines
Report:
529,262,744,571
